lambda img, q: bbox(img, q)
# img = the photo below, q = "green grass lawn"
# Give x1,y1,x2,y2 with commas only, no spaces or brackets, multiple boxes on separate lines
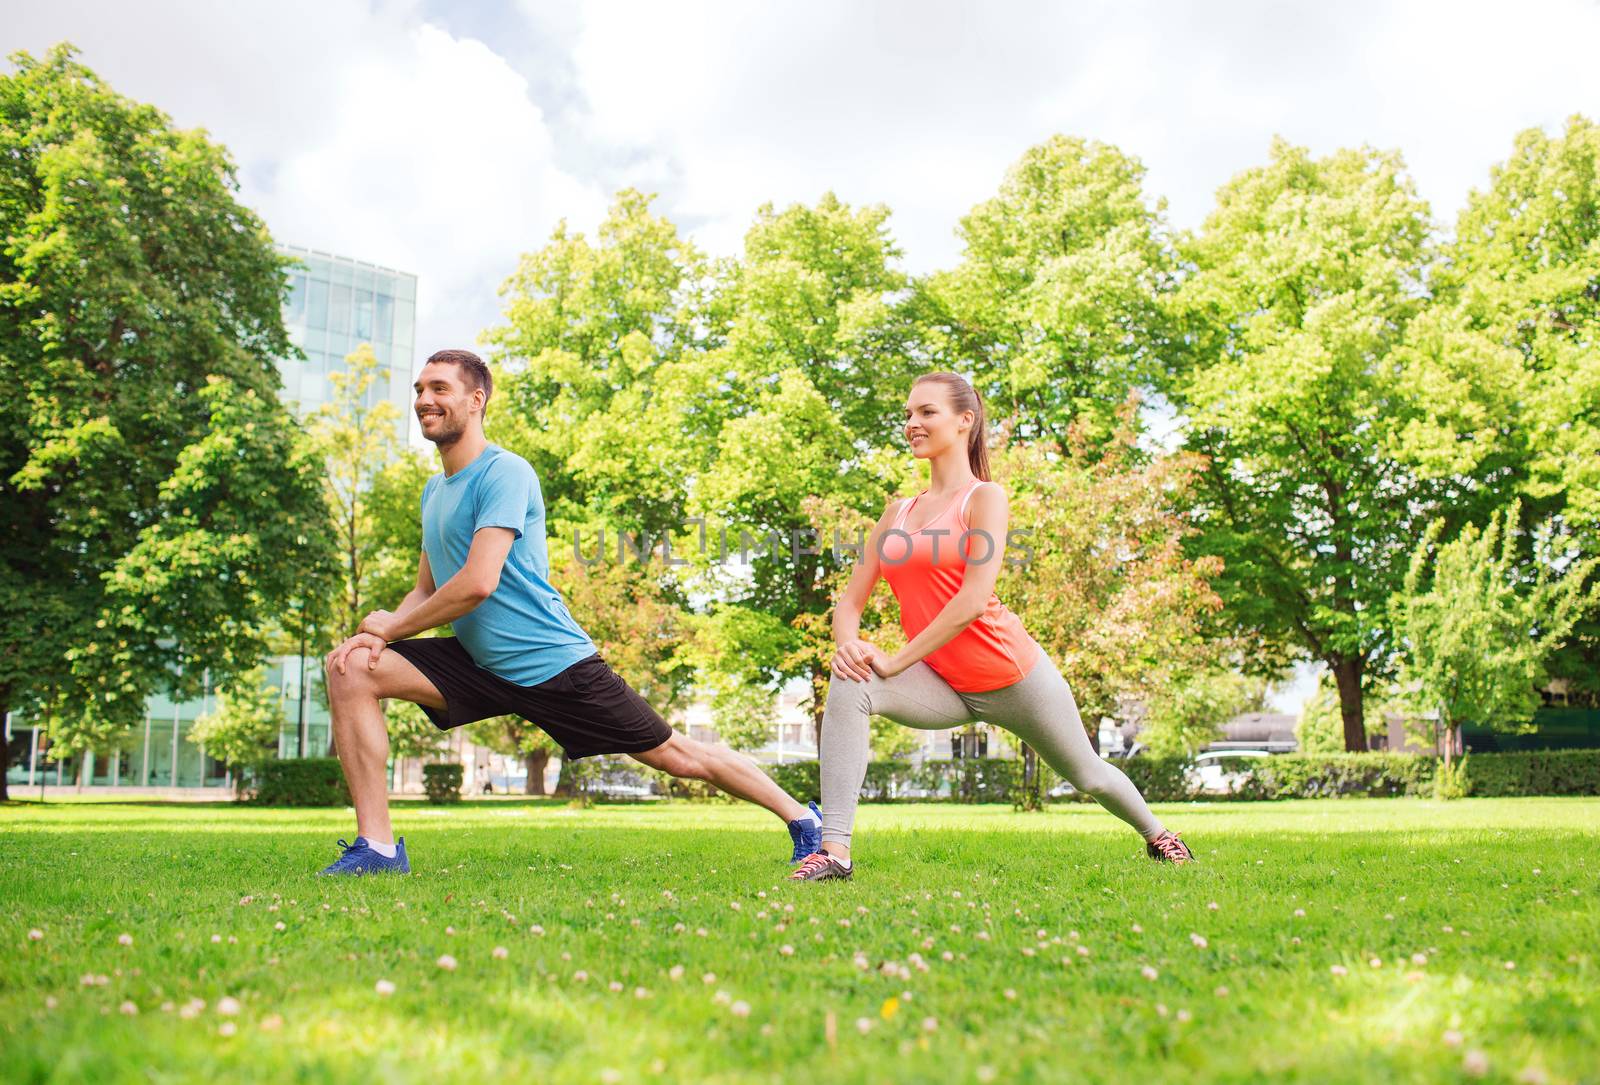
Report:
1,797,1595,1084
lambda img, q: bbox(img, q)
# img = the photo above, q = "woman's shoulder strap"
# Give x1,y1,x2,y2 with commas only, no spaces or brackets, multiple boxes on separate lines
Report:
957,479,997,526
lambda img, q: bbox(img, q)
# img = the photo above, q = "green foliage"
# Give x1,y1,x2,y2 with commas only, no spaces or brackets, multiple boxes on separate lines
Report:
1295,673,1386,754
363,450,436,617
1231,754,1437,800
994,419,1238,730
765,760,820,804
309,344,410,638
1167,138,1478,750
384,698,447,762
189,668,283,776
1459,750,1600,797
1433,756,1470,800
0,46,334,758
1112,756,1199,802
1139,670,1267,758
250,759,350,807
927,135,1176,450
423,762,464,804
485,189,706,540
1391,501,1600,760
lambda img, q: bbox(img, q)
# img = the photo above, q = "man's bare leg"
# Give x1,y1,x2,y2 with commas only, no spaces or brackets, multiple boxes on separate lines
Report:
324,646,446,844
631,732,808,823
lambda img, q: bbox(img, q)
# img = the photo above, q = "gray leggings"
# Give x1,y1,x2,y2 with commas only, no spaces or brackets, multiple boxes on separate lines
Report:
819,643,1166,848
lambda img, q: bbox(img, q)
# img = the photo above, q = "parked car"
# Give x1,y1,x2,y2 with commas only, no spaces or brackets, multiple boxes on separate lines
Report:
1186,749,1275,794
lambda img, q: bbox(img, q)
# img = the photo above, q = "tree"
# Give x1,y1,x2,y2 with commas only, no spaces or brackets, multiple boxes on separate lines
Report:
1427,116,1600,700
1139,670,1268,759
467,715,557,795
189,668,283,794
384,698,447,762
1294,672,1386,754
1390,502,1600,771
0,46,334,797
485,189,708,540
310,343,407,640
925,135,1176,452
1167,138,1490,751
996,401,1239,732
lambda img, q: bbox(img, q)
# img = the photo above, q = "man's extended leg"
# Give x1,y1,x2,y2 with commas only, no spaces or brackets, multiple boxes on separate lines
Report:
324,645,447,847
631,732,809,824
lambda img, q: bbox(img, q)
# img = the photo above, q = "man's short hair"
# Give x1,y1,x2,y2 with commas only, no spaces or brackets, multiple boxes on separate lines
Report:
425,348,492,409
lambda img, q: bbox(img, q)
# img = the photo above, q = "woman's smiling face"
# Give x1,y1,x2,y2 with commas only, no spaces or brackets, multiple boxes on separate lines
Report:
904,382,971,459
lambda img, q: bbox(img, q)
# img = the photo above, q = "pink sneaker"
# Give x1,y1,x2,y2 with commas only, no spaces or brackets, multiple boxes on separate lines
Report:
1145,831,1195,864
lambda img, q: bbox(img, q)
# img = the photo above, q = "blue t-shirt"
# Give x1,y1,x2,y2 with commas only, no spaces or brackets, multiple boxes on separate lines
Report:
420,444,596,686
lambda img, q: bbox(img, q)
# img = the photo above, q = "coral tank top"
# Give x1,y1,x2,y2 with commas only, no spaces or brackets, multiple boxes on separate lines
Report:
878,478,1040,692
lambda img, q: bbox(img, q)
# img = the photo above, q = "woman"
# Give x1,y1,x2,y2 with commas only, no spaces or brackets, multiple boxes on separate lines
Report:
791,372,1194,881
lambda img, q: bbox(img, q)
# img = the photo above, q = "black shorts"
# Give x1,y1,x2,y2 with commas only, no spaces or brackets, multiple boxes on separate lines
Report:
385,638,673,760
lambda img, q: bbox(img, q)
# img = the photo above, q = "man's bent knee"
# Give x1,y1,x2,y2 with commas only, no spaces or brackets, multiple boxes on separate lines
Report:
326,649,379,699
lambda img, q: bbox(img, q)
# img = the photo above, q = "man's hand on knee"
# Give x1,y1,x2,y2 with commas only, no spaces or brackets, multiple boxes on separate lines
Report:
326,632,388,676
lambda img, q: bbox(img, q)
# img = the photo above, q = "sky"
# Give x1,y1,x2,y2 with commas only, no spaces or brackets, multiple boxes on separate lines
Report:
5,0,1597,712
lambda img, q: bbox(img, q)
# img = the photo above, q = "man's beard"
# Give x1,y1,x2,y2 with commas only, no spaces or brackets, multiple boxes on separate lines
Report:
421,413,468,448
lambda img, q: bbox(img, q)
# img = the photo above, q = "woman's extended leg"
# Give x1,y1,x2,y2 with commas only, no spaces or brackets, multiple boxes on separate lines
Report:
817,661,974,858
962,649,1166,841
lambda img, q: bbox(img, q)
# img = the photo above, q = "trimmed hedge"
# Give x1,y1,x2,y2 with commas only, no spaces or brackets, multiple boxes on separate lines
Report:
1115,756,1195,802
423,763,464,804
766,761,821,804
250,759,351,807
1459,750,1600,796
1231,753,1437,800
765,749,1600,805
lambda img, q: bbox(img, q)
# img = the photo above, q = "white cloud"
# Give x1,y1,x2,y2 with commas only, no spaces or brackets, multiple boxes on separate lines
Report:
1,0,606,372
566,0,1600,268
7,0,1596,373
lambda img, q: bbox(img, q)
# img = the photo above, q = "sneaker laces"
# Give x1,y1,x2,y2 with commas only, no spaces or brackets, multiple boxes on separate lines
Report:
1150,832,1190,861
328,838,367,870
791,852,832,878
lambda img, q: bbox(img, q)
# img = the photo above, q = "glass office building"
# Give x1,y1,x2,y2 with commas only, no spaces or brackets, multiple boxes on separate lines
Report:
4,247,419,791
279,246,418,440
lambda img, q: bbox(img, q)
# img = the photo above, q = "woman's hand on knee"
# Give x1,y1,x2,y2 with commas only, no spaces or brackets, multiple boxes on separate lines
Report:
832,639,882,682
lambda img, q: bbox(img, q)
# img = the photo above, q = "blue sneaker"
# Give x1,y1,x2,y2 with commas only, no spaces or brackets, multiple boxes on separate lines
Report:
787,802,822,864
318,836,410,876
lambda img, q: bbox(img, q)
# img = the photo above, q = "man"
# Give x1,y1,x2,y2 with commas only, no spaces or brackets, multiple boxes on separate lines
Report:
318,348,821,875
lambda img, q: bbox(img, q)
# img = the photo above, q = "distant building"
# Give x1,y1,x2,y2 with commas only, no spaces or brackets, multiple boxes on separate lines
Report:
277,246,418,440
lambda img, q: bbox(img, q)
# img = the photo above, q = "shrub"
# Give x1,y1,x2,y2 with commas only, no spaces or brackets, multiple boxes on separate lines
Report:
1114,756,1196,802
250,759,351,807
423,763,464,804
767,761,821,804
1231,754,1436,800
914,759,1021,803
1434,756,1469,800
1460,750,1600,796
